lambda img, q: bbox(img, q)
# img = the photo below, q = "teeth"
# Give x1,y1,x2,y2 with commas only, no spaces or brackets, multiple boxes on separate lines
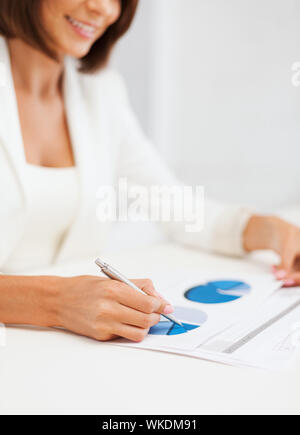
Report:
66,16,96,34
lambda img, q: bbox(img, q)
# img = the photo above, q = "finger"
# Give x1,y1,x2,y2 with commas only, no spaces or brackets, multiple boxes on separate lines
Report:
131,278,157,296
111,282,170,315
292,255,300,272
112,323,149,343
272,249,295,279
112,303,161,329
278,247,297,274
282,272,300,288
131,279,170,301
131,279,171,305
272,265,288,280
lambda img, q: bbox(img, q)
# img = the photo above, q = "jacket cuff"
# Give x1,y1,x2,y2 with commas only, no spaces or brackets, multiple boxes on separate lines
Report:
210,206,253,257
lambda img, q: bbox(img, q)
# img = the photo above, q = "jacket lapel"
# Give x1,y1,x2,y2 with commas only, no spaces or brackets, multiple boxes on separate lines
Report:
0,36,112,266
0,38,29,266
0,37,27,202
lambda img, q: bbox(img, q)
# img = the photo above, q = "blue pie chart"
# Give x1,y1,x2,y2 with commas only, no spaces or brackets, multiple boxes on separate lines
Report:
184,280,251,305
149,306,207,336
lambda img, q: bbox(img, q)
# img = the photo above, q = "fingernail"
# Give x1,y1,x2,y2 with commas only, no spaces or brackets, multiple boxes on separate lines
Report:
271,266,277,273
283,280,296,288
164,304,174,315
275,270,287,280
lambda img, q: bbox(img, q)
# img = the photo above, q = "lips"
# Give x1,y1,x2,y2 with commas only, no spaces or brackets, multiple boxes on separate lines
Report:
65,15,97,37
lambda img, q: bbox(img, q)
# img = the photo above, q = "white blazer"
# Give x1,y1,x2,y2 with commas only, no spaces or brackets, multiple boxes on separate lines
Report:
0,36,251,271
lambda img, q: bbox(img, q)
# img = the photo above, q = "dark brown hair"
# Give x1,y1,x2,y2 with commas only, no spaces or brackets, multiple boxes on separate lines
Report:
0,0,139,73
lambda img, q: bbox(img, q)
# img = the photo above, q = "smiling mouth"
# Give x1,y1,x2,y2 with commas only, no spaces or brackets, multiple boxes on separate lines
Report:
65,15,98,39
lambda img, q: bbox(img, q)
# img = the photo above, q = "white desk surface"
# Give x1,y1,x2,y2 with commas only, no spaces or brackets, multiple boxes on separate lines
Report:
1,243,300,413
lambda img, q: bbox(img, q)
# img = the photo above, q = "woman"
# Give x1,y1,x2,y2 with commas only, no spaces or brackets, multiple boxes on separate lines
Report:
0,0,299,342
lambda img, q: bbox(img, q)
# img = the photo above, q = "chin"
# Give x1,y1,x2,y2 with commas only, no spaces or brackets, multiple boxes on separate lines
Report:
69,47,92,59
67,44,93,58
58,38,95,59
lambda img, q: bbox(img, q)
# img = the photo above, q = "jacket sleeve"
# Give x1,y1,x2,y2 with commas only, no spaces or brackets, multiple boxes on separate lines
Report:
113,72,252,257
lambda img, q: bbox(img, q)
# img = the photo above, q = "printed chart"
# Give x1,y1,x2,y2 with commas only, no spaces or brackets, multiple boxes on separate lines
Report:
149,306,207,336
184,280,251,305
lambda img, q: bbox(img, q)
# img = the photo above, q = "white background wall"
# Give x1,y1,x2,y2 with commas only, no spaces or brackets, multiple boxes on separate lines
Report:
112,0,300,214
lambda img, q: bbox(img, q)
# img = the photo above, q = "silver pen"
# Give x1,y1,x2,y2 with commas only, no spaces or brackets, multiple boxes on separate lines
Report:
95,258,184,329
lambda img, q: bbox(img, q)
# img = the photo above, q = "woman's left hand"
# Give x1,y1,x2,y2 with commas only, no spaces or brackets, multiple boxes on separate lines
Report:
271,221,300,287
243,215,300,287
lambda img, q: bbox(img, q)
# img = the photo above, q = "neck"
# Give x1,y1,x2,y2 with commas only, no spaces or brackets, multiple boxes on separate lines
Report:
8,38,64,98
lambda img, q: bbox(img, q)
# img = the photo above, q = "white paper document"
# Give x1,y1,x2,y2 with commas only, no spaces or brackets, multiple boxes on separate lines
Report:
113,268,292,367
192,288,300,370
24,256,300,369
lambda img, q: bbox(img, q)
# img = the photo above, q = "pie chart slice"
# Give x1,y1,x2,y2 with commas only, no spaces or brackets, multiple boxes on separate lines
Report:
184,280,251,305
149,322,199,336
149,306,207,336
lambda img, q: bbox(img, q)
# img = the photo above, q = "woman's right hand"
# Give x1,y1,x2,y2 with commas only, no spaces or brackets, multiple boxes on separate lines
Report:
56,276,173,342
